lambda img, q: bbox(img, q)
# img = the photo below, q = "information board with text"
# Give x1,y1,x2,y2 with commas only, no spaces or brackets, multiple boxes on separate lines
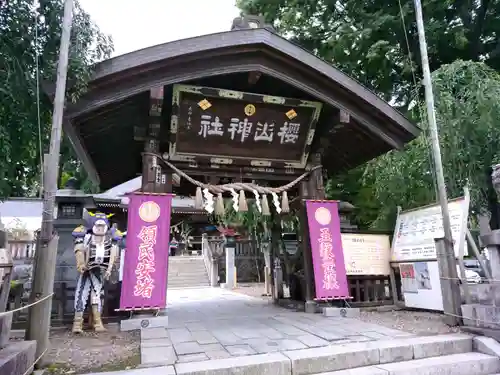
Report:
342,233,391,275
391,198,468,262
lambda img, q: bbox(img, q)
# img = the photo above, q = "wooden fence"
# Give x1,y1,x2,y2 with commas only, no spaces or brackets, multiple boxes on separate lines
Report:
347,275,396,308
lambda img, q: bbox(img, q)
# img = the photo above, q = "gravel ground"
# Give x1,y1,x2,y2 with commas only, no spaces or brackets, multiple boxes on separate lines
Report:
234,283,460,336
42,325,140,374
358,309,461,335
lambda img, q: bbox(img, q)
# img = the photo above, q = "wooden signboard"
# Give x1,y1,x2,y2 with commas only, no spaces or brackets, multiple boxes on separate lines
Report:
341,233,391,275
169,84,323,170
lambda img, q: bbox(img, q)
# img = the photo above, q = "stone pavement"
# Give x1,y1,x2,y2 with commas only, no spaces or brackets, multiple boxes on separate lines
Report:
140,287,415,366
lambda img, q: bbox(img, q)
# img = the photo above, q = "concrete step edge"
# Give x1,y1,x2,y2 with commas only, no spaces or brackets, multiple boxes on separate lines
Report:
168,276,209,280
316,352,500,375
284,333,474,374
168,273,209,277
171,335,475,375
168,270,208,273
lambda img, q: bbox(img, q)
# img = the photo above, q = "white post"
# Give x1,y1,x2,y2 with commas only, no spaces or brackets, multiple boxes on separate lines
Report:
225,246,236,289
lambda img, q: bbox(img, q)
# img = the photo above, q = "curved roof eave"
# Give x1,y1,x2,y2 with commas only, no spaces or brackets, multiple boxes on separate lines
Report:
84,28,419,138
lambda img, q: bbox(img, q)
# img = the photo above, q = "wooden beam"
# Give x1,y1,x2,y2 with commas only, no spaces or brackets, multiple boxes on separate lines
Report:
142,86,165,193
248,71,262,85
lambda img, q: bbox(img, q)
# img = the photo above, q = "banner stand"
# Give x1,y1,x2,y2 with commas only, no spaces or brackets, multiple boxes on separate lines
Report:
118,193,173,331
304,200,351,303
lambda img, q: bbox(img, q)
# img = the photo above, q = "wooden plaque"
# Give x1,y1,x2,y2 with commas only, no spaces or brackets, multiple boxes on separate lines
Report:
168,85,322,170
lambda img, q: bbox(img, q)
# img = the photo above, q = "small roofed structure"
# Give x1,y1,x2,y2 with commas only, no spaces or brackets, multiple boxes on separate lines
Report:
93,176,206,215
60,16,419,193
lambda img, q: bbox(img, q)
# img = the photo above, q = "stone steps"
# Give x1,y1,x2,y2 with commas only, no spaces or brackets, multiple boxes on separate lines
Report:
168,282,209,288
168,273,208,281
168,270,207,276
315,352,499,375
0,341,37,375
284,334,474,375
139,333,498,375
167,256,209,289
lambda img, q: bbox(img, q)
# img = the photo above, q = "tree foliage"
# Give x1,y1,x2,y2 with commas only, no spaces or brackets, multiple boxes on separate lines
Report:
238,0,500,228
366,61,500,220
238,0,500,110
0,0,113,198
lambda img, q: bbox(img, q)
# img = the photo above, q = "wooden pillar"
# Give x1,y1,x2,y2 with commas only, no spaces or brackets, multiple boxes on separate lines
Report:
142,86,170,194
308,154,326,201
299,181,314,310
300,153,325,312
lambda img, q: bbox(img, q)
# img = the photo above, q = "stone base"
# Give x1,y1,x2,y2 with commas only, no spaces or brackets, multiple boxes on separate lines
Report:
304,300,317,314
121,315,168,331
323,307,361,318
463,325,500,342
461,303,500,329
0,314,12,349
0,340,36,375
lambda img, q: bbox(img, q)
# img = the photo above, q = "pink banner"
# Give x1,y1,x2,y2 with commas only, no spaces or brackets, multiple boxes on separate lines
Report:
305,200,350,299
120,193,172,310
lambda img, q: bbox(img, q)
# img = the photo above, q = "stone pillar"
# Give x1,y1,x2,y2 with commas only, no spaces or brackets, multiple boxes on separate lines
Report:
54,179,93,317
273,257,283,299
263,249,271,296
224,246,236,289
488,165,500,282
210,258,218,287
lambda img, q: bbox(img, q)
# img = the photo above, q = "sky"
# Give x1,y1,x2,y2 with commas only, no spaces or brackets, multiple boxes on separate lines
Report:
80,0,241,57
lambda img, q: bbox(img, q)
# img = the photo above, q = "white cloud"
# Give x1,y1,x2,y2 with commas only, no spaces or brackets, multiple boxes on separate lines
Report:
80,0,241,57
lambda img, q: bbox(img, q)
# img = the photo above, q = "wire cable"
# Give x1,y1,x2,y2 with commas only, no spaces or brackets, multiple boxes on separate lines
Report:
33,2,44,197
397,0,438,200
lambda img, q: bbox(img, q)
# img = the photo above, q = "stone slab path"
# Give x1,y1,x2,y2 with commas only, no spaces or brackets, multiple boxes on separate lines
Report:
140,287,415,367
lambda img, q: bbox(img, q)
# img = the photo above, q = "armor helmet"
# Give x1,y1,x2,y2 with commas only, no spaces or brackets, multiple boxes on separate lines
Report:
87,211,113,236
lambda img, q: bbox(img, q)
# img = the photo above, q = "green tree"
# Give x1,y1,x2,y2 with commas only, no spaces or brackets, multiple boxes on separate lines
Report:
237,0,500,110
0,0,113,198
365,61,500,225
238,0,500,228
326,166,384,229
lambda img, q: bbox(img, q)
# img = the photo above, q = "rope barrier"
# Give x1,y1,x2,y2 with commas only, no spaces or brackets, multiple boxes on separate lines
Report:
0,293,55,372
402,275,500,326
143,152,321,195
439,276,498,282
442,311,500,327
0,293,54,317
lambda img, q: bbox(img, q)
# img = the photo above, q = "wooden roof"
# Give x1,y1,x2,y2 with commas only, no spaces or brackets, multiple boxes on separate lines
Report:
64,27,419,191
